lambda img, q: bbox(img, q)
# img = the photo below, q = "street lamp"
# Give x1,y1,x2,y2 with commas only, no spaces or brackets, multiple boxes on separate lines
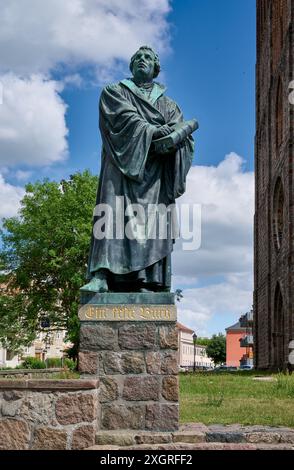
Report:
192,332,197,372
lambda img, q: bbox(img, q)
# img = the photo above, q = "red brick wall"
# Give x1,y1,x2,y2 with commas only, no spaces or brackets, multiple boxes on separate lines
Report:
254,0,294,369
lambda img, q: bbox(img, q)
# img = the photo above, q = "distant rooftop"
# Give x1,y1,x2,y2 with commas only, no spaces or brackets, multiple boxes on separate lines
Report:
176,322,194,334
225,321,247,332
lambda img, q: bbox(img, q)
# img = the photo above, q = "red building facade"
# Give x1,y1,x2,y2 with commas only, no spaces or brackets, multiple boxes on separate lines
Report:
226,317,254,367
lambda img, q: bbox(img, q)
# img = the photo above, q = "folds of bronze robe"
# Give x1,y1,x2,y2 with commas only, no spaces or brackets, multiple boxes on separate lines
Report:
87,80,194,288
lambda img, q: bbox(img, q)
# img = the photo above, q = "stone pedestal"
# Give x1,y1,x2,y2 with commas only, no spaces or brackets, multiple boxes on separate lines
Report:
78,292,179,432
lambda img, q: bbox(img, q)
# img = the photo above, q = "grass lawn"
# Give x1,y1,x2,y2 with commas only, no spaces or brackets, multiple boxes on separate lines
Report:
179,371,294,427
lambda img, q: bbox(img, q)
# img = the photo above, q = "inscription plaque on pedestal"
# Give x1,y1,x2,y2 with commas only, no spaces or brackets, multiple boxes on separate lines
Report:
79,304,177,322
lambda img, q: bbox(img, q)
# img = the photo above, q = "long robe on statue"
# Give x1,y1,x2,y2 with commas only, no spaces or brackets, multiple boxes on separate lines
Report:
87,79,194,290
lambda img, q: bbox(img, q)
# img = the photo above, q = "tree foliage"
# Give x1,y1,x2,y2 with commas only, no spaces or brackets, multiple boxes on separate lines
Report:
206,333,226,365
196,337,211,347
0,171,97,355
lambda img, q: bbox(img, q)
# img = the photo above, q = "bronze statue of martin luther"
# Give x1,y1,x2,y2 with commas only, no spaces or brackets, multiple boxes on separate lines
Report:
82,46,197,294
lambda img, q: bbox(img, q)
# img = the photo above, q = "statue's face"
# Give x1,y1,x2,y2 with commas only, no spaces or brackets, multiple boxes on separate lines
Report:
132,49,155,82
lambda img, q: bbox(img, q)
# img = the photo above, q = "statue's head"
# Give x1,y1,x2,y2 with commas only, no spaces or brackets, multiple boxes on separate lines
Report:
130,46,161,81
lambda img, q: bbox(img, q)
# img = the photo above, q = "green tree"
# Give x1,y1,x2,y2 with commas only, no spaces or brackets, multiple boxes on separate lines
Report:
0,171,97,357
206,333,226,365
196,337,211,347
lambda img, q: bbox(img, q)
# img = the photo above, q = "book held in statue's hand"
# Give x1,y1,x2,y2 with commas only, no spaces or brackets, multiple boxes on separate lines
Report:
152,119,199,154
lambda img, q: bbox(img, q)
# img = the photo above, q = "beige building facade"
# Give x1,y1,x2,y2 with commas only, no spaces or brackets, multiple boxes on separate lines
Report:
0,329,69,368
177,322,214,369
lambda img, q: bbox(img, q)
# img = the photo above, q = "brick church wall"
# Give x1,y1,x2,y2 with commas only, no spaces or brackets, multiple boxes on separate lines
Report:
254,0,293,369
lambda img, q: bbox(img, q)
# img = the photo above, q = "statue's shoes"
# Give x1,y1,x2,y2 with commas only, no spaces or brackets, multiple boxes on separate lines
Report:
80,277,108,293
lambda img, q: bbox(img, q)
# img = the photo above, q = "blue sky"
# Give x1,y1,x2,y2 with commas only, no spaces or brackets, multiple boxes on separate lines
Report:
0,0,256,336
55,0,256,178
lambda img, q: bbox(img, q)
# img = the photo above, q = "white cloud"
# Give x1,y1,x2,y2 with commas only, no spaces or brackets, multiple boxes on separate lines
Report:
173,153,254,335
174,153,254,279
14,170,33,182
0,0,171,77
62,74,83,88
0,74,68,167
0,1,172,168
177,274,253,337
0,173,24,219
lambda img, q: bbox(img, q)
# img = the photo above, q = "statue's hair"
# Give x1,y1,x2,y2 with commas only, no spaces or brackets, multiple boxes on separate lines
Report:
129,46,160,78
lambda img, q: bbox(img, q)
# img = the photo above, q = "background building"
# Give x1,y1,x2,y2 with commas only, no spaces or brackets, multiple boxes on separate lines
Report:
0,330,69,368
254,0,293,369
239,310,254,367
226,314,254,367
177,322,214,369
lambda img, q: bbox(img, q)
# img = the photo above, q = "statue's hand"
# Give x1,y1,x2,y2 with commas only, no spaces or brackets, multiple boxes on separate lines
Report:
152,124,173,140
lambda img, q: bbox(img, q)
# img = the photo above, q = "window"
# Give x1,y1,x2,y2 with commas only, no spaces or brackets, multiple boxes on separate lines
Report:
6,350,16,361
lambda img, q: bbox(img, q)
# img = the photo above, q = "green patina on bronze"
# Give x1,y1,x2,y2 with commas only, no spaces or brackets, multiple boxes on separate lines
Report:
82,46,197,293
80,291,175,306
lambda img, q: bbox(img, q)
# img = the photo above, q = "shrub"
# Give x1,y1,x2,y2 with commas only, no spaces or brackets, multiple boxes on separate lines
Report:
64,358,76,371
21,357,46,369
46,357,62,368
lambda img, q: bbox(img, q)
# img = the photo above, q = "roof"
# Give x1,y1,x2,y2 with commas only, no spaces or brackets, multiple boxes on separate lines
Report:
176,322,194,334
225,321,247,332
